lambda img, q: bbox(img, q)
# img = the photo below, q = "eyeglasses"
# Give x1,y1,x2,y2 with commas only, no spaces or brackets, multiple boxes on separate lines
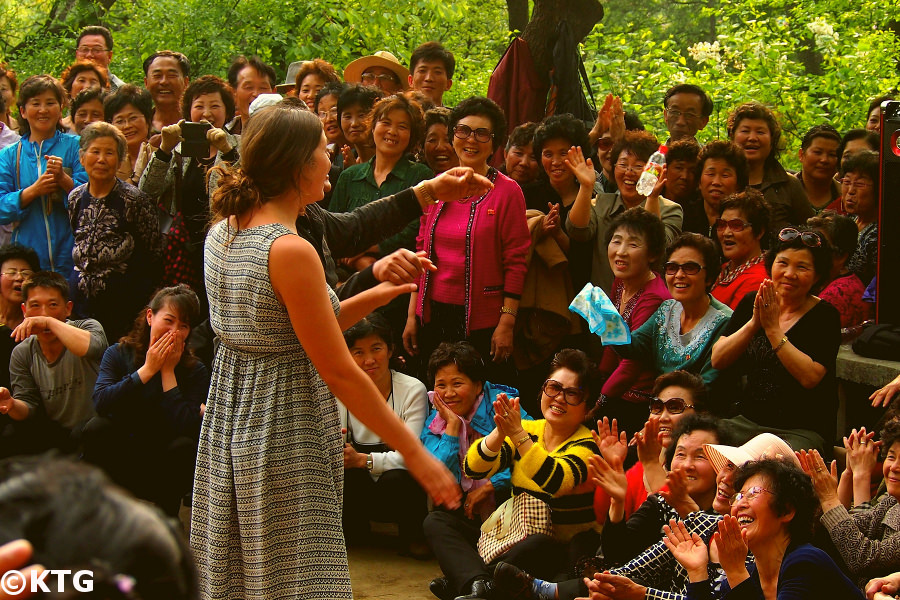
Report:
778,228,822,248
453,124,493,143
649,397,695,415
664,261,705,276
596,137,614,151
76,46,109,55
111,115,146,128
318,107,338,120
729,485,773,506
715,218,752,232
666,109,701,121
1,269,34,278
361,72,399,85
541,379,586,405
840,178,873,191
614,162,645,174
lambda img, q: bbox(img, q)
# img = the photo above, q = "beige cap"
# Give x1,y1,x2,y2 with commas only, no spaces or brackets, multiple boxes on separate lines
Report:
343,51,409,89
703,432,801,473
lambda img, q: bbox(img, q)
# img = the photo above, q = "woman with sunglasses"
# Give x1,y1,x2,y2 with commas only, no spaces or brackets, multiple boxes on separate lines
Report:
453,349,599,598
841,150,879,286
615,232,732,387
682,140,748,239
404,97,530,386
665,458,862,600
710,190,770,310
712,226,840,451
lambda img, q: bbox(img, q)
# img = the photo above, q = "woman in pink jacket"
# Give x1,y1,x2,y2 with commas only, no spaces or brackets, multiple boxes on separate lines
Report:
403,97,530,386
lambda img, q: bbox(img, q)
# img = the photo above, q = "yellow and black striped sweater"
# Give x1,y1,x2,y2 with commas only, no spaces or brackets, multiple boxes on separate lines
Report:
464,419,600,541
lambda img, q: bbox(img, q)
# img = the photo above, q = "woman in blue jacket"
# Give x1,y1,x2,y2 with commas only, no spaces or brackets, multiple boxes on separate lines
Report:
0,75,87,275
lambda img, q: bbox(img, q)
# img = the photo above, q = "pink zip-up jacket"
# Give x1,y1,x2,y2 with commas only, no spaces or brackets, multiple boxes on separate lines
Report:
415,169,530,334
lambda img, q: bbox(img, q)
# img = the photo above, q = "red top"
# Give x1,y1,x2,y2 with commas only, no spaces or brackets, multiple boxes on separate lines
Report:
711,260,768,310
593,461,648,525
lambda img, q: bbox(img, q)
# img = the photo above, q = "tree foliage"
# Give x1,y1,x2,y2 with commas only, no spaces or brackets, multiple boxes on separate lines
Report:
0,0,897,168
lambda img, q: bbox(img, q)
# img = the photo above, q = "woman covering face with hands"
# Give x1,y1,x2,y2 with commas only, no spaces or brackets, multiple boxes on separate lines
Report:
83,285,209,517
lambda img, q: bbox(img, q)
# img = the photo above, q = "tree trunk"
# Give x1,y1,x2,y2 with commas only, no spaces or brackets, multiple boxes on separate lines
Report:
521,0,604,85
506,0,529,33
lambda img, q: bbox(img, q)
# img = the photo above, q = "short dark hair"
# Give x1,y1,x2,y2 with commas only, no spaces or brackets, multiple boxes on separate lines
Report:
664,413,733,469
733,458,818,544
696,140,749,191
533,113,591,164
610,130,659,165
506,121,538,151
868,94,895,120
764,226,832,291
0,456,197,599
143,50,190,78
651,370,709,411
427,342,486,386
838,129,879,165
719,189,770,238
450,96,508,152
667,232,722,289
664,84,713,117
410,41,456,79
880,419,900,460
549,348,594,394
727,102,783,164
76,26,113,51
16,75,67,137
604,207,667,269
314,81,347,114
840,150,880,198
226,55,277,89
181,75,235,123
60,60,109,96
667,138,701,165
343,312,393,351
70,87,109,118
624,111,644,131
425,106,453,133
800,124,841,151
103,83,153,124
0,243,39,272
368,93,425,153
22,270,69,303
807,211,858,258
337,84,383,125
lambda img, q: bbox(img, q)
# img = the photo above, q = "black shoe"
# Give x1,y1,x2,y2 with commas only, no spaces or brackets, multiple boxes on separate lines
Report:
430,577,451,600
454,578,494,600
493,562,536,599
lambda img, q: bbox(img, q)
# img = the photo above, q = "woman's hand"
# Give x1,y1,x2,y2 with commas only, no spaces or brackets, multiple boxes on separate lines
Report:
711,515,751,587
207,127,233,153
162,333,185,373
564,145,597,189
593,417,628,467
662,519,710,580
660,469,701,518
137,330,174,381
755,279,782,336
797,449,841,511
493,393,524,439
341,144,362,167
22,171,60,204
433,392,461,437
404,446,462,509
589,94,614,143
0,539,40,599
644,165,667,201
871,374,900,408
866,573,900,600
427,167,494,202
160,120,184,153
43,154,72,191
343,443,368,469
588,453,627,504
464,480,494,520
402,316,418,356
491,321,514,363
635,416,663,467
541,203,561,238
845,427,880,481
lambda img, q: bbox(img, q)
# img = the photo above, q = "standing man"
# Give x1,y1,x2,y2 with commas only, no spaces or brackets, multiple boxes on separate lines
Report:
343,51,408,95
663,84,712,143
75,26,125,91
408,42,454,107
225,55,276,135
143,51,190,132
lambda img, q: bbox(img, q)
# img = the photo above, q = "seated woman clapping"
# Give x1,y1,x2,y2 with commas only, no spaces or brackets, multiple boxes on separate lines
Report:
664,458,862,599
798,419,900,589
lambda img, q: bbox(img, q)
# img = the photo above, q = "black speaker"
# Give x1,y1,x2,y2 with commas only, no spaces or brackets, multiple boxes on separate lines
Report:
877,100,900,324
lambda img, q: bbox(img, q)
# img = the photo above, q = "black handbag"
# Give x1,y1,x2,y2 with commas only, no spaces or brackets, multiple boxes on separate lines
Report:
852,324,900,361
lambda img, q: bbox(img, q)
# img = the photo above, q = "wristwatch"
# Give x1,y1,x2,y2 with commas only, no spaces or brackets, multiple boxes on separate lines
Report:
366,455,374,471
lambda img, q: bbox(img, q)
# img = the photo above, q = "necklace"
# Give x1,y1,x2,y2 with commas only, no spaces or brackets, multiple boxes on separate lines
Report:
713,253,764,289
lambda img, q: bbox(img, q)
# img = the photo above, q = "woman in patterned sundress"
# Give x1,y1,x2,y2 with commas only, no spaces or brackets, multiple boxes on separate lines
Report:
191,99,463,600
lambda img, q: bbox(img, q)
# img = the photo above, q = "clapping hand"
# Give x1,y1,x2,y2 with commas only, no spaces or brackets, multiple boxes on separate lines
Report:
663,519,710,580
493,393,524,439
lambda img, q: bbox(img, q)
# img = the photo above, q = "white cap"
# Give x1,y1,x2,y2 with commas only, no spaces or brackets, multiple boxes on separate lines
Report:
703,432,801,473
248,93,284,116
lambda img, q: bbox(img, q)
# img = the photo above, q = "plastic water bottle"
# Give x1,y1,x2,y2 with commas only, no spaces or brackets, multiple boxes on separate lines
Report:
636,145,668,197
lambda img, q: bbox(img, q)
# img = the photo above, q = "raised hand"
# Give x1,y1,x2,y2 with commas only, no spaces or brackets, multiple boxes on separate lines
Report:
593,417,628,467
588,453,627,503
660,469,701,518
662,519,709,578
493,393,524,439
797,449,840,510
564,145,597,189
711,515,751,588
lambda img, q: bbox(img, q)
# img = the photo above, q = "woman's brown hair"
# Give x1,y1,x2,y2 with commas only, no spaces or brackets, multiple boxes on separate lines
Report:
209,98,323,227
367,94,425,154
119,284,201,369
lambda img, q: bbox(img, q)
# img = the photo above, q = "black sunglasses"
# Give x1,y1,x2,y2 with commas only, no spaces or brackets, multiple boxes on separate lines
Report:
664,261,705,276
542,379,586,405
649,397,695,415
778,227,822,248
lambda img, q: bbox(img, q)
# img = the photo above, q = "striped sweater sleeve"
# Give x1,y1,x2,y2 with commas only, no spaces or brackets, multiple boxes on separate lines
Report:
515,424,596,497
464,429,516,481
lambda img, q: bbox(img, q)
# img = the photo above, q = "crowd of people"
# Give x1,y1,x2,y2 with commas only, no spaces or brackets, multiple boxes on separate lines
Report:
0,23,895,600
